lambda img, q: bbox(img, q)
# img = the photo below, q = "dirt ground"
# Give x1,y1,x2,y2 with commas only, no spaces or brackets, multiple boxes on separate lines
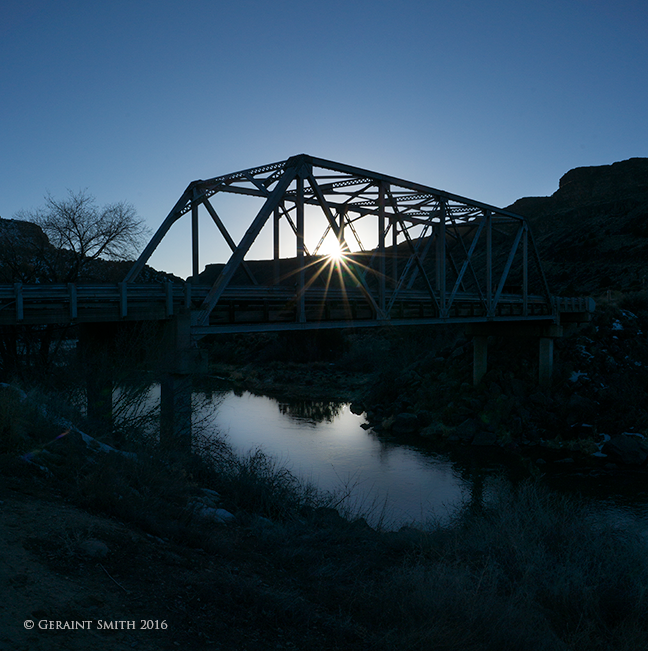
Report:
1,471,244,651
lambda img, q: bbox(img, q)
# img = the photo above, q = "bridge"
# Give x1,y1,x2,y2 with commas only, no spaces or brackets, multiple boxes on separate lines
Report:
1,154,592,335
1,155,594,441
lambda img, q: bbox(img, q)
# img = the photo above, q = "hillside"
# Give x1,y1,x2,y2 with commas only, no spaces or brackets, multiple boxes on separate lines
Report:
0,217,180,284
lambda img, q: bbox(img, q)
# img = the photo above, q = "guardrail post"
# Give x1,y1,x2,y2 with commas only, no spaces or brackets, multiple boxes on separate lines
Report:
68,283,78,319
166,281,174,317
119,282,127,318
14,283,23,321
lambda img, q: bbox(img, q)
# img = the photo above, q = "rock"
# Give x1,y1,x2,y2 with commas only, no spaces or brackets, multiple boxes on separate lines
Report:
420,422,445,439
385,526,429,550
602,435,648,465
450,345,465,359
213,508,236,523
455,418,480,441
471,430,498,447
416,410,434,427
529,391,550,406
350,402,364,415
199,488,222,507
312,507,345,527
250,515,274,529
192,502,236,524
568,423,595,439
350,517,373,533
392,413,419,435
78,539,110,558
554,457,575,464
509,378,527,398
565,394,598,425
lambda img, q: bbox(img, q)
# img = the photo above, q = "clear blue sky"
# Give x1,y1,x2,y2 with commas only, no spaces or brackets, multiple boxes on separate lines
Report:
2,0,647,278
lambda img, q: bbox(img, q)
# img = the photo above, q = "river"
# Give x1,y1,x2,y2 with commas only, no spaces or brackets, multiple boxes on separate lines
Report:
191,385,648,531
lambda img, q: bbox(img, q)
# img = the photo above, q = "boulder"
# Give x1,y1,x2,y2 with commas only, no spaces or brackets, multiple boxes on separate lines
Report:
471,430,498,447
392,413,419,435
455,418,480,441
78,539,110,558
565,394,598,425
602,434,648,465
350,402,364,415
420,422,445,439
416,410,434,427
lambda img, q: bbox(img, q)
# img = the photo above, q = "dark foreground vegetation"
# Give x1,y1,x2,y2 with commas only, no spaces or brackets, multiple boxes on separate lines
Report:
3,384,648,650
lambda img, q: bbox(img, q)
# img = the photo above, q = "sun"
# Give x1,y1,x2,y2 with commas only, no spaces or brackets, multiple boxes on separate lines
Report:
325,239,346,263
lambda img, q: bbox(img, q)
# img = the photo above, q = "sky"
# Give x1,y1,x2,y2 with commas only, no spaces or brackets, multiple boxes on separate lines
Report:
1,0,647,279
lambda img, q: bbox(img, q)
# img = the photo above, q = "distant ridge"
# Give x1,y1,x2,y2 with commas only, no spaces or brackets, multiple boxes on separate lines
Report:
506,158,648,295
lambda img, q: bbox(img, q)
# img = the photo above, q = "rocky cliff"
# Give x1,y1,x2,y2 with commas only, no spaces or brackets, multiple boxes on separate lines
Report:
506,158,648,294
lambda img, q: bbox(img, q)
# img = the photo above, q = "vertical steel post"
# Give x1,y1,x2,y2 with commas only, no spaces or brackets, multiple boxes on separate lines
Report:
522,225,528,316
191,191,199,283
273,206,280,285
392,216,398,287
296,175,306,323
378,183,386,313
485,210,492,316
436,202,447,316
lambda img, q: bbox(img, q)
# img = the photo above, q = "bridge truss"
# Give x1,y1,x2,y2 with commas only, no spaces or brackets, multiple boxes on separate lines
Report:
126,154,556,334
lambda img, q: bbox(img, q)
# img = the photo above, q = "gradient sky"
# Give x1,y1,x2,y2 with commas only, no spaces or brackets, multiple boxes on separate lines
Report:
2,0,647,278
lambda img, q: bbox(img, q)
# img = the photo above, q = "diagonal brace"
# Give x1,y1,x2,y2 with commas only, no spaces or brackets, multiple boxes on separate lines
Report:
196,165,298,325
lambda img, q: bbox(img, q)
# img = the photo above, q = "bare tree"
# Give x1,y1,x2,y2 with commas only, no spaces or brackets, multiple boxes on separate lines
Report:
0,190,150,377
15,189,148,282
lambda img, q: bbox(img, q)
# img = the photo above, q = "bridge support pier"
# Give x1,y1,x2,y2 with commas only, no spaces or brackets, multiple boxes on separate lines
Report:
538,336,555,389
159,310,207,451
467,323,563,388
78,323,117,439
472,336,488,386
160,373,192,450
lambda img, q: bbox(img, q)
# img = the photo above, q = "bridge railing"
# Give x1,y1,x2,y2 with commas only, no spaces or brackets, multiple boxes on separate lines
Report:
0,281,592,330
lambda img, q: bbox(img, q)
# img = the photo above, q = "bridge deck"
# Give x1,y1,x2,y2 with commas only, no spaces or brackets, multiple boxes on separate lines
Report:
0,283,592,333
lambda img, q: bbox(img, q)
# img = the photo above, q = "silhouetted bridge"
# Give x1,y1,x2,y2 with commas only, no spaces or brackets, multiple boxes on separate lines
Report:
2,154,592,334
1,155,595,441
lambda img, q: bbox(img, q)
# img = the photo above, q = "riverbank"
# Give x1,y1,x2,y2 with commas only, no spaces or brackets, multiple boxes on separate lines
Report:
3,384,648,650
209,360,370,403
208,298,648,474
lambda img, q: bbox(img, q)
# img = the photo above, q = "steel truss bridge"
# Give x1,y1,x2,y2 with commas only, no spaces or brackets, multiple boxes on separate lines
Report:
0,154,593,333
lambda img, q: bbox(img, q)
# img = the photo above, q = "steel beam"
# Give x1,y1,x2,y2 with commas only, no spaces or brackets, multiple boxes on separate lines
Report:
195,163,298,326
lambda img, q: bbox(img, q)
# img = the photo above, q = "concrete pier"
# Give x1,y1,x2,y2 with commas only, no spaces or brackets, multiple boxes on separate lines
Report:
158,310,207,450
467,323,563,387
79,323,117,438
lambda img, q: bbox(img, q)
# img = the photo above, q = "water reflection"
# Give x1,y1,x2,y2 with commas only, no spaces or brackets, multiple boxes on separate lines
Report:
174,382,648,532
277,399,344,423
211,390,469,528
